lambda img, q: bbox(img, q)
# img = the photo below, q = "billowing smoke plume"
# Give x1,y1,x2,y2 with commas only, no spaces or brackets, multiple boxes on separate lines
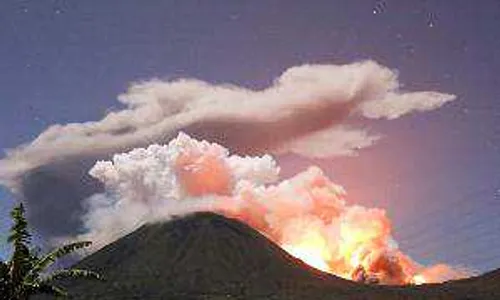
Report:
0,60,455,242
78,133,470,284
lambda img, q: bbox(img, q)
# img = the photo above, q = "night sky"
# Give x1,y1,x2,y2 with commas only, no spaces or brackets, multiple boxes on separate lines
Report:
1,0,499,273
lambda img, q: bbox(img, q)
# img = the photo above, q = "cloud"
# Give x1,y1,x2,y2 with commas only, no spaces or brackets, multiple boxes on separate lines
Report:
77,133,280,249
360,91,456,119
279,126,381,158
0,60,455,239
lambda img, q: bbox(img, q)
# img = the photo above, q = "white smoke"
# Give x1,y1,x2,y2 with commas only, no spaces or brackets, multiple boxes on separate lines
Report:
78,132,470,284
78,133,279,249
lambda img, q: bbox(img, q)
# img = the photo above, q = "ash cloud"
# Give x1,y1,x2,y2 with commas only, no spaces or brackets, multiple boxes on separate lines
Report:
0,60,455,239
76,133,469,284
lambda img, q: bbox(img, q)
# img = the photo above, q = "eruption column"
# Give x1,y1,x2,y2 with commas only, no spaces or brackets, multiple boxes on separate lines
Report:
84,133,470,285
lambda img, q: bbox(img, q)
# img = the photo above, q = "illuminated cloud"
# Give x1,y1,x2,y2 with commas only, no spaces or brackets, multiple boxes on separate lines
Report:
77,133,469,284
0,60,455,238
280,126,381,158
360,91,456,119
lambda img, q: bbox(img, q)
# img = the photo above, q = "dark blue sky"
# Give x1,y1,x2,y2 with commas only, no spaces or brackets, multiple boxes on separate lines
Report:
1,1,499,272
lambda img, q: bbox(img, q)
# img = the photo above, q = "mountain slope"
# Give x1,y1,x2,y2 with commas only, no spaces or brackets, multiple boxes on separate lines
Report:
56,212,367,299
36,212,500,299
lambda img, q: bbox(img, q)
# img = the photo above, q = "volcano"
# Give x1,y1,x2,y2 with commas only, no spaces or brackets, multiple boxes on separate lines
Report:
37,212,500,299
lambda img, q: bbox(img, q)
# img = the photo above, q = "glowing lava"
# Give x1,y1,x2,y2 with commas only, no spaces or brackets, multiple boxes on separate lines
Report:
283,231,332,273
412,275,427,285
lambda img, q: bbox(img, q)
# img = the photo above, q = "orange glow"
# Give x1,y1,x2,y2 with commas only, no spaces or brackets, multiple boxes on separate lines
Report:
175,152,232,196
171,142,468,285
412,275,426,285
88,133,470,286
283,231,332,273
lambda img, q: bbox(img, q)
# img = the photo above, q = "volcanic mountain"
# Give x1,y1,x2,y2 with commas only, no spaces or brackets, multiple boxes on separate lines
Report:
37,212,500,299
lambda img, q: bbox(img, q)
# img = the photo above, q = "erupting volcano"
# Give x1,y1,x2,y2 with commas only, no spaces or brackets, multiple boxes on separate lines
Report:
81,133,470,285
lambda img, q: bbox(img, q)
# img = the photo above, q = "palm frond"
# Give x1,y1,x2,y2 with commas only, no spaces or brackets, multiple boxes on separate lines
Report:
3,203,102,299
42,268,102,283
27,241,92,281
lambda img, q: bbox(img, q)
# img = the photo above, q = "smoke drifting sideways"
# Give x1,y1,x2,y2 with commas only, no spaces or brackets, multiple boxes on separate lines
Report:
0,60,455,242
79,133,470,284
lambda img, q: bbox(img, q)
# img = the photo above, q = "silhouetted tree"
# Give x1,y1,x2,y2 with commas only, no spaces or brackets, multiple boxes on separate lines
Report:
0,203,101,299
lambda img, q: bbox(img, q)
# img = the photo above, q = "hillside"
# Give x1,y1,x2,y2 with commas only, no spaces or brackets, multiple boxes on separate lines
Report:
36,212,500,299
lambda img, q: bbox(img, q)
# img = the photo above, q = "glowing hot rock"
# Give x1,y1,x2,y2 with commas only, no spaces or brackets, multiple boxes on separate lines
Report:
412,275,427,285
283,231,332,273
